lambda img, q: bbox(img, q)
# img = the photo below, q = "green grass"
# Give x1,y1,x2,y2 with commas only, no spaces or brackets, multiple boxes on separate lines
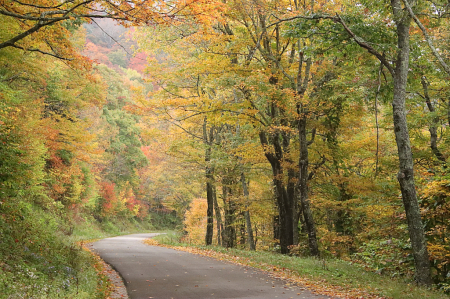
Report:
153,234,448,299
70,215,155,242
151,231,181,244
0,208,102,298
222,250,446,299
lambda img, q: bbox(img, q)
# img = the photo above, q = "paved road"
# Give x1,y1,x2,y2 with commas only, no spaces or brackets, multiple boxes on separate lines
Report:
91,233,335,299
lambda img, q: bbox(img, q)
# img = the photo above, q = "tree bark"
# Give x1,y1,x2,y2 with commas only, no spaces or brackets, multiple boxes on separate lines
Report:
205,164,215,246
259,131,294,254
241,172,256,250
298,116,320,256
204,120,215,246
390,0,432,285
222,180,236,248
213,184,222,246
338,0,432,285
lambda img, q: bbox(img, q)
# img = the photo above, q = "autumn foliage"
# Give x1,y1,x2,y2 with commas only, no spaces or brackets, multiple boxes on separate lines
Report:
3,0,450,295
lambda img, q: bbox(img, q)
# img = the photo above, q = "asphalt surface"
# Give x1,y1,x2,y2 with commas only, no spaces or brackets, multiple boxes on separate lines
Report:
91,233,335,299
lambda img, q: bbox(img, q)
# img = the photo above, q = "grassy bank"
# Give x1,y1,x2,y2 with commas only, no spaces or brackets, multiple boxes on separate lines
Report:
0,200,154,299
150,233,448,299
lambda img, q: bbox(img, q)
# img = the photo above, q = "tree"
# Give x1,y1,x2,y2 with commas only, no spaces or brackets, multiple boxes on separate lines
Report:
0,0,223,62
341,0,432,286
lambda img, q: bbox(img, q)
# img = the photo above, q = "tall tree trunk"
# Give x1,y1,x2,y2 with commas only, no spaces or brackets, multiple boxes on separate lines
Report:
448,99,450,127
287,164,298,246
259,131,294,254
273,214,280,244
204,120,215,246
294,43,319,255
241,172,256,250
339,0,433,285
390,0,432,285
298,116,319,256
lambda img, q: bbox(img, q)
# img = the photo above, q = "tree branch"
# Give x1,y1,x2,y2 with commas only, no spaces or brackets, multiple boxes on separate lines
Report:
335,13,395,76
401,0,450,76
267,13,395,76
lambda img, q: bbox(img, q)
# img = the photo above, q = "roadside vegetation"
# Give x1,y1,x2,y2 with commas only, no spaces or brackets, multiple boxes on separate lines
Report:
148,233,448,299
0,199,175,299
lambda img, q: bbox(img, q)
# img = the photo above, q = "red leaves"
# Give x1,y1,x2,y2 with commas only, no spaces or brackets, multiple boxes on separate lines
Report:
99,181,118,217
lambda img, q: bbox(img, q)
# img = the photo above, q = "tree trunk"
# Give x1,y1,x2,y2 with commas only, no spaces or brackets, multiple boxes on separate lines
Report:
222,182,236,248
298,116,319,256
273,214,280,244
204,120,215,246
240,216,246,245
270,158,293,254
260,130,294,254
341,0,433,285
421,76,446,164
241,172,256,250
205,165,214,246
390,1,432,285
447,99,450,127
213,184,222,246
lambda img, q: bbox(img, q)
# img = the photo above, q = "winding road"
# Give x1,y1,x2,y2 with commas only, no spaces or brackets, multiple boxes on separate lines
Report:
91,233,335,299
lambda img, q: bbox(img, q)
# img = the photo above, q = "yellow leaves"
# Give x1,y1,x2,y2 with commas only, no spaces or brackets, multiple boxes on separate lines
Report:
428,244,450,270
421,179,450,200
143,238,159,246
365,204,395,220
183,198,208,245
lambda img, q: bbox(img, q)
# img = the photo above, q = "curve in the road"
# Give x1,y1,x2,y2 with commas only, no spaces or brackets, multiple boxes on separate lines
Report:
91,233,335,299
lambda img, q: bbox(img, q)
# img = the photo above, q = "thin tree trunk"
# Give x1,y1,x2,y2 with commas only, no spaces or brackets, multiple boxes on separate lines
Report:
390,1,432,285
204,120,215,246
339,0,432,285
292,200,300,246
213,185,222,246
295,43,319,255
205,165,214,246
447,99,450,127
375,64,382,177
240,216,246,245
421,76,446,164
241,172,256,250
